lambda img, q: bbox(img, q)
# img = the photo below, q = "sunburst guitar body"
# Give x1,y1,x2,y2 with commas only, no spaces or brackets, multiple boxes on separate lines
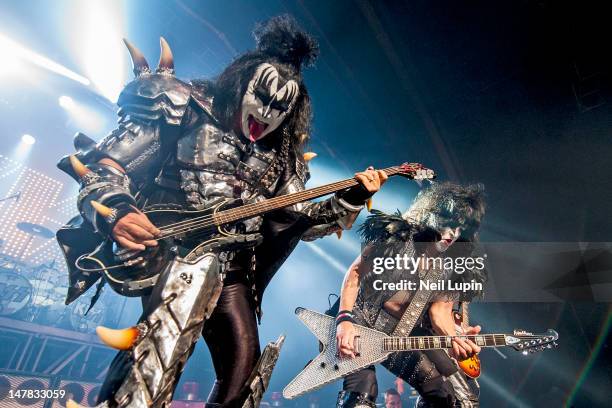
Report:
454,309,481,378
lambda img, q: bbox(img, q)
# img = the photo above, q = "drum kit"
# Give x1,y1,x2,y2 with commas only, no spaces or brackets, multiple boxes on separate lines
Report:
0,222,112,333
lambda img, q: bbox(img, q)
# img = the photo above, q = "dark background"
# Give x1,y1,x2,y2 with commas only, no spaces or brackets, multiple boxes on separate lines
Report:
0,0,610,406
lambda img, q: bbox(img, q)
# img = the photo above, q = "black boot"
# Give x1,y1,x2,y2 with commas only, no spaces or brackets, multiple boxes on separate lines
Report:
336,390,377,408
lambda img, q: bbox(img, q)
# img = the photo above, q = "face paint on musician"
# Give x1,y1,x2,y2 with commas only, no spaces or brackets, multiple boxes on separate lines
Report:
240,63,299,143
435,226,462,253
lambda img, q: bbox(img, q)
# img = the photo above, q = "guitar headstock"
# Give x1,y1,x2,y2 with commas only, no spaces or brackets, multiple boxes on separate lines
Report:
395,163,436,181
506,329,559,354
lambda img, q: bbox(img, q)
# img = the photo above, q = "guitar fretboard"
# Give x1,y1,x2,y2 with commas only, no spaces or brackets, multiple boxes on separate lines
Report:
213,166,402,225
382,334,507,351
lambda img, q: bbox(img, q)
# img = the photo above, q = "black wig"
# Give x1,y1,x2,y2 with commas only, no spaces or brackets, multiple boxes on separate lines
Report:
204,15,319,157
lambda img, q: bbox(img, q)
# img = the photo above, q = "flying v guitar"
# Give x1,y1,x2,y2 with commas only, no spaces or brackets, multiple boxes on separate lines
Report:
283,308,559,399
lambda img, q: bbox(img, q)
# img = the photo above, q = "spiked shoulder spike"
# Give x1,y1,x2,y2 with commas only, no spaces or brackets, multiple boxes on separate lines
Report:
90,200,114,218
96,326,140,350
156,37,174,74
123,38,150,77
69,155,91,178
303,152,317,162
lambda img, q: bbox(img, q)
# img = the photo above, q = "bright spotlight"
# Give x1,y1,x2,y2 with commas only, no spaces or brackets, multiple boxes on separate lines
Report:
0,33,90,85
70,0,127,102
13,134,36,161
57,96,107,134
21,134,36,145
58,95,75,109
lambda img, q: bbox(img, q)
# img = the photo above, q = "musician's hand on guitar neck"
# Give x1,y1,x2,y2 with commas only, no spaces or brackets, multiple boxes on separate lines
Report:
336,321,357,358
451,325,482,360
341,167,388,205
112,211,161,252
355,167,388,196
357,166,388,191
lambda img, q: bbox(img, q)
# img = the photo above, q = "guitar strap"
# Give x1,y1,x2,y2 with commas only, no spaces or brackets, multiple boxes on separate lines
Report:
461,301,470,330
391,267,446,337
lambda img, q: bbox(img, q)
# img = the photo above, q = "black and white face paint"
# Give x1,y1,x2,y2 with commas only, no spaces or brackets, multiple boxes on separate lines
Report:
241,63,300,142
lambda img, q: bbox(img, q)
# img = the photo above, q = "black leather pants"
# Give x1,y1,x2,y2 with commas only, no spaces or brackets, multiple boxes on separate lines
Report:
202,279,261,406
341,350,479,407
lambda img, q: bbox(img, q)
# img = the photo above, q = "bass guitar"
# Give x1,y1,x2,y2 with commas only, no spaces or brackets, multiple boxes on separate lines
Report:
74,163,435,296
282,308,559,399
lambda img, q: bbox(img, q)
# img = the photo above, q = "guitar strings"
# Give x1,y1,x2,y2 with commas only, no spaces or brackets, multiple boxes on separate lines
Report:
152,174,364,236
154,172,379,234
152,166,403,240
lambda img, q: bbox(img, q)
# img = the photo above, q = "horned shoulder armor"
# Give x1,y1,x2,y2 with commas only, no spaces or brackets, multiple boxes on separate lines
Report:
58,38,208,233
95,38,213,175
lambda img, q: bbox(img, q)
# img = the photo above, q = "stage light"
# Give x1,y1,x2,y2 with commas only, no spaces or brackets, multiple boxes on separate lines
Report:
12,134,36,161
21,134,36,145
69,0,127,102
0,33,90,85
58,95,75,110
57,95,107,135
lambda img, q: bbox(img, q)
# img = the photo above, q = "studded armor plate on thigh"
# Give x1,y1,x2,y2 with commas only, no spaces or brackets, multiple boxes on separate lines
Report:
110,253,223,407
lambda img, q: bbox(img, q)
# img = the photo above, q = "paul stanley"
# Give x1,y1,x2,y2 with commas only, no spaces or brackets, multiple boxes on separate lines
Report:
333,182,487,407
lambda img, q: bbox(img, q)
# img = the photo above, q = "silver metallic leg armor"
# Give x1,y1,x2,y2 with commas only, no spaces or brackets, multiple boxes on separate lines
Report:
103,252,223,407
240,335,286,408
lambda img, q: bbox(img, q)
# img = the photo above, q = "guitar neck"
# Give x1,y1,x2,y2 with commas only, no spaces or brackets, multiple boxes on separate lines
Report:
383,334,508,352
213,166,400,225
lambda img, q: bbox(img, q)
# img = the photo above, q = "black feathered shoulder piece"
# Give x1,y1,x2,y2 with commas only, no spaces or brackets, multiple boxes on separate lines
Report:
359,210,417,245
254,14,319,71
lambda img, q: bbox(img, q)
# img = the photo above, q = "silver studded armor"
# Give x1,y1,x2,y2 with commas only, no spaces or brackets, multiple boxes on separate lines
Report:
59,63,363,407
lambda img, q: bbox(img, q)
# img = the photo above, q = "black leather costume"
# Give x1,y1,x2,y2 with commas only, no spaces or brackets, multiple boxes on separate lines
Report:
57,17,368,407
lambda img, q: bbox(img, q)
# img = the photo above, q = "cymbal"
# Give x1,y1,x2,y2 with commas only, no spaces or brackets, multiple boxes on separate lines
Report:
16,222,54,239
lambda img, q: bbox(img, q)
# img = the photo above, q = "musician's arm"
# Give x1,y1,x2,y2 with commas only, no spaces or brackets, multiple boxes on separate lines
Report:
57,74,195,248
428,301,456,336
275,166,387,241
336,246,372,357
429,301,482,359
339,253,365,312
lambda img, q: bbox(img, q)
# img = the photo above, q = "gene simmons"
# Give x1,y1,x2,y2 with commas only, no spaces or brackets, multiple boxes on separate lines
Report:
56,15,387,407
